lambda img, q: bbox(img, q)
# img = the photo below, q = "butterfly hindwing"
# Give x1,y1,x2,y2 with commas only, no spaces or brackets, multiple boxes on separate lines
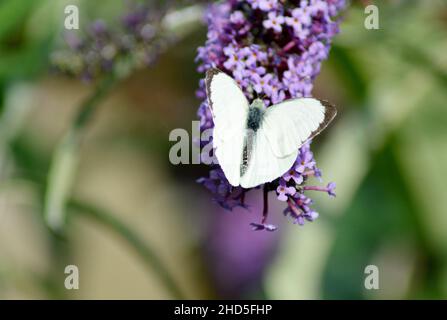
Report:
240,127,298,188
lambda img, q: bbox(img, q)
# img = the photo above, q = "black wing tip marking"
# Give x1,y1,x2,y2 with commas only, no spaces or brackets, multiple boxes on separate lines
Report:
320,99,337,124
205,68,224,114
206,67,222,79
308,99,337,141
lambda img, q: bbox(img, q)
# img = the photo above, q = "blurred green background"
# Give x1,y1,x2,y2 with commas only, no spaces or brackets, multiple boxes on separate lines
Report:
0,0,446,299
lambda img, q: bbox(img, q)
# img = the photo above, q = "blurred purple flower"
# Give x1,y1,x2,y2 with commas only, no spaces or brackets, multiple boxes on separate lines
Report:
304,182,337,198
250,222,278,231
327,182,337,197
230,10,245,24
263,12,285,33
276,181,296,201
259,0,279,12
252,73,273,94
205,191,283,298
52,2,173,80
283,166,304,185
196,0,345,229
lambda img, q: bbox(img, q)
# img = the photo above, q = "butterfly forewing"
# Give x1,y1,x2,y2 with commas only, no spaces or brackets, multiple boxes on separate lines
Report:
205,68,249,186
262,98,336,158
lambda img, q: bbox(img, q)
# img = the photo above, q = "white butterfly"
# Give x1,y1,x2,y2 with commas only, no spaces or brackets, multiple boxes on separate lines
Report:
205,68,337,189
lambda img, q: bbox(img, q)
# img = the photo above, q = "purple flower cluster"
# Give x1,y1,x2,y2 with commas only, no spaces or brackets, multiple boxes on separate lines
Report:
196,0,344,229
51,3,172,81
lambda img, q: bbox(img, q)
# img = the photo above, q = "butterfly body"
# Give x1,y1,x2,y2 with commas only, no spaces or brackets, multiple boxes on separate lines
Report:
247,99,265,132
205,68,336,189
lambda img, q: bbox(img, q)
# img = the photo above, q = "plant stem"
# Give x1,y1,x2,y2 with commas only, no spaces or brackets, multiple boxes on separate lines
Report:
68,199,185,299
43,3,206,232
44,76,115,231
262,186,269,224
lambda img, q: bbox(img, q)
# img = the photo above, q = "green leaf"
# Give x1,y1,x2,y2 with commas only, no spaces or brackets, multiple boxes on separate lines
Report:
0,0,38,41
321,143,442,299
44,75,115,231
0,37,52,81
329,45,368,104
